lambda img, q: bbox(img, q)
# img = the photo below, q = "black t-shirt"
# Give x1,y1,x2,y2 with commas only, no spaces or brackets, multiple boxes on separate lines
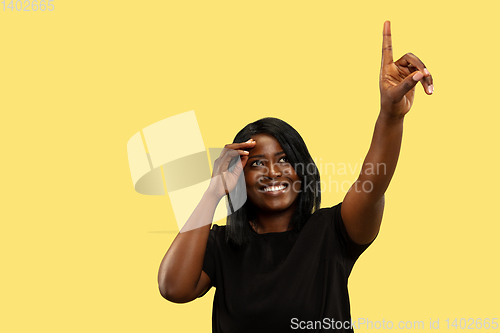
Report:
201,202,374,332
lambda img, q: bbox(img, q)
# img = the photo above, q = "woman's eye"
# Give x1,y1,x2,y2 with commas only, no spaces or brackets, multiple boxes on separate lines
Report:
251,160,264,167
279,157,289,163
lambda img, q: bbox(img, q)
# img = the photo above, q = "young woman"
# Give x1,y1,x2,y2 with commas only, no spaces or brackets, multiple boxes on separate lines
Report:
157,21,433,332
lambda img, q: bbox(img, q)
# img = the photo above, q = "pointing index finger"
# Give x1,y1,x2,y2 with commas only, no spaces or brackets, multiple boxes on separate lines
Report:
382,20,393,65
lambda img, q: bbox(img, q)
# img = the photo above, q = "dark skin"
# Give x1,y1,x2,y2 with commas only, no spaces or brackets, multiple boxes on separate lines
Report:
157,139,256,302
244,133,302,234
157,20,433,302
342,21,432,244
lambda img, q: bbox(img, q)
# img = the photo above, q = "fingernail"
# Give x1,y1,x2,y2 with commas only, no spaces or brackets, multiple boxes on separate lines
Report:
413,72,424,81
428,84,434,94
246,139,252,143
243,150,249,154
424,68,430,76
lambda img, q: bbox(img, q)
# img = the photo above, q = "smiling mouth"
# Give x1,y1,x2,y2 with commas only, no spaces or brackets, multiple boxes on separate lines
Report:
259,183,289,193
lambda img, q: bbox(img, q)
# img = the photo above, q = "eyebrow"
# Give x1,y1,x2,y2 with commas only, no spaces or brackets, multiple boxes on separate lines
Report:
248,151,286,160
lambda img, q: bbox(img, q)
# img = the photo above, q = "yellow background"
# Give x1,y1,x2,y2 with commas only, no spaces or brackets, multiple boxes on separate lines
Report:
1,0,499,332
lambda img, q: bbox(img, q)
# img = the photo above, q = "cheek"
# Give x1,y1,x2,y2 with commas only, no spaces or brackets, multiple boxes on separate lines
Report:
289,171,302,193
282,166,296,177
244,172,260,190
281,165,299,180
290,179,302,194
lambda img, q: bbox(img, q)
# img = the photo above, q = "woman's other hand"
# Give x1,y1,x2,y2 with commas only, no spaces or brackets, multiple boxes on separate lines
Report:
207,139,256,199
379,21,433,118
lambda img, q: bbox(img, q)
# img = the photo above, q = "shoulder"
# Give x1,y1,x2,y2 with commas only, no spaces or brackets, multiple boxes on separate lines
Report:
207,224,227,246
315,202,375,260
210,224,226,234
308,202,343,223
298,203,343,237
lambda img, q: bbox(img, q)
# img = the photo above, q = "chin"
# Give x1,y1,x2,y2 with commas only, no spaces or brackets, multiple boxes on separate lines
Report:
257,199,297,213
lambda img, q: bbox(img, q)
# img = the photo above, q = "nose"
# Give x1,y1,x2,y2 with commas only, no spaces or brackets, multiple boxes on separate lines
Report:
267,162,282,179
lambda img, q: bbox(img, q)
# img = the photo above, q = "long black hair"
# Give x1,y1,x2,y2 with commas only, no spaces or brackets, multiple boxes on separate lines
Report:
226,117,321,247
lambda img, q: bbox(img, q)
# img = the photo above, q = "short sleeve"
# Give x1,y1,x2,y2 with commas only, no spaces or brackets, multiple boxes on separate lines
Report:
333,202,376,261
199,224,218,297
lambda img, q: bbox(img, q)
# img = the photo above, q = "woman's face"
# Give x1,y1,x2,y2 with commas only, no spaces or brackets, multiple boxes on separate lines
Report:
243,133,301,213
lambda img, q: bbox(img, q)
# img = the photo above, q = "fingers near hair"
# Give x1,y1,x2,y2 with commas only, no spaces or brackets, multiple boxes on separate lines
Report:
382,20,393,65
239,155,249,169
224,140,255,150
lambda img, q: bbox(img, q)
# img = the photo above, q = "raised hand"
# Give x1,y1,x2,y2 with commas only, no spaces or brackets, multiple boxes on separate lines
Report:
207,139,256,200
380,21,433,118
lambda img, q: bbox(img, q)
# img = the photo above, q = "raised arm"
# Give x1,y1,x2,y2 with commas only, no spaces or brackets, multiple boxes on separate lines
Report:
157,140,255,303
341,21,433,245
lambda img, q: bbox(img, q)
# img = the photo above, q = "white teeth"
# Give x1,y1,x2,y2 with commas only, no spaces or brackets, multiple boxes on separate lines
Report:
263,185,286,192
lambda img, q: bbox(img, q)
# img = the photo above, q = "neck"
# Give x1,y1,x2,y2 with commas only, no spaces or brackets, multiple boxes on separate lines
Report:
251,204,297,234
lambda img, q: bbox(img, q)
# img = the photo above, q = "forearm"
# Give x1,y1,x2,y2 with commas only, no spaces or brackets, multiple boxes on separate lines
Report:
340,21,431,244
157,191,220,301
355,112,404,204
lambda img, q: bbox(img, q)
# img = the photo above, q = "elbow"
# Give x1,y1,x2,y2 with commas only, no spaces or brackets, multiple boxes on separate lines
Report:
158,283,195,304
